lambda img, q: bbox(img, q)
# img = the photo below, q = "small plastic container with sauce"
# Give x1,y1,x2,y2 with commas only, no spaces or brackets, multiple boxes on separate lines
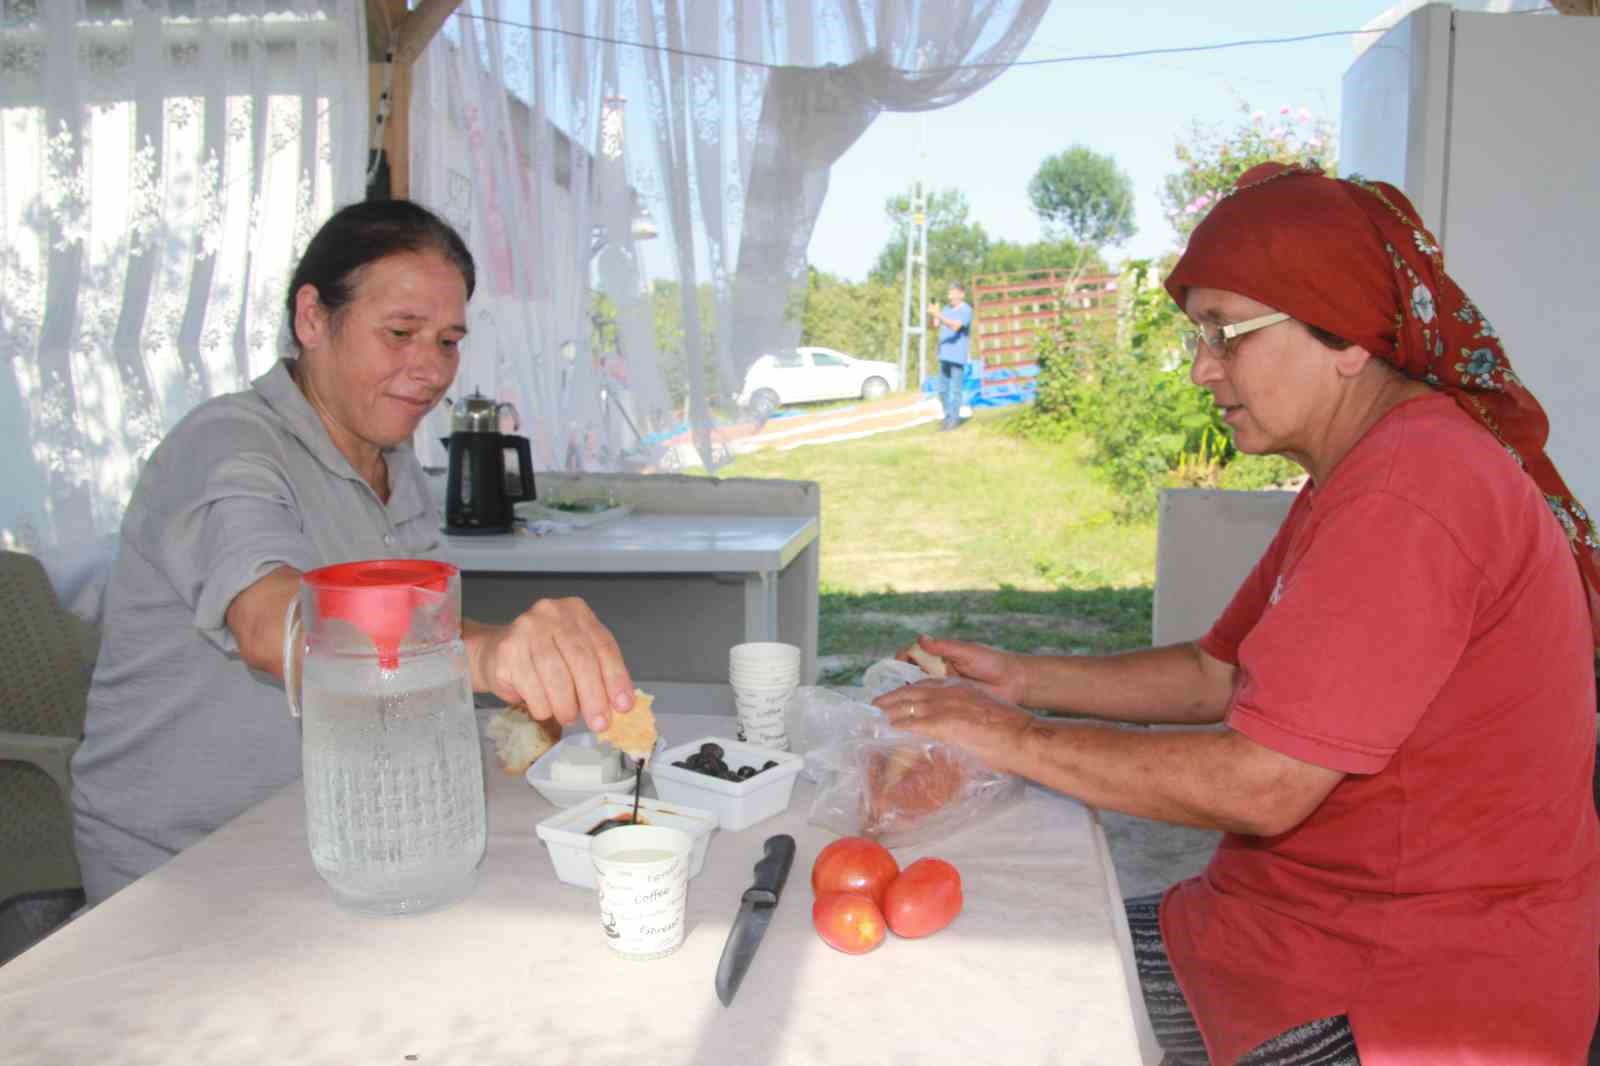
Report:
535,793,717,889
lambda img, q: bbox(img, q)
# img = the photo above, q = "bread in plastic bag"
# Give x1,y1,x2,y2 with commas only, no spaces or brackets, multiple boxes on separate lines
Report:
799,665,1024,847
785,686,882,782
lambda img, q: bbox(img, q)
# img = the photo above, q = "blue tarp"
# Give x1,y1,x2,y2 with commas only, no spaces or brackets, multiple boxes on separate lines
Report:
919,361,1037,409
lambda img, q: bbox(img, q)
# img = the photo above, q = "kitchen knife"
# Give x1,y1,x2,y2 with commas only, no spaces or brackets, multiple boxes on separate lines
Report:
714,833,797,1007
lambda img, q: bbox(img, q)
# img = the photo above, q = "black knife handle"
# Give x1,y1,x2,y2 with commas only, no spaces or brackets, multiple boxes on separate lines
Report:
743,834,796,906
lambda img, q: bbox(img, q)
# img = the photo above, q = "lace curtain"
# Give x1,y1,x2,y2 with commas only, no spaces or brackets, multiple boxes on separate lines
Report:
0,0,367,606
409,0,1048,473
0,0,1044,603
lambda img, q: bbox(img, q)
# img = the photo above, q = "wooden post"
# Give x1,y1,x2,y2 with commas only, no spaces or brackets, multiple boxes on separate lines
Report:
365,0,462,199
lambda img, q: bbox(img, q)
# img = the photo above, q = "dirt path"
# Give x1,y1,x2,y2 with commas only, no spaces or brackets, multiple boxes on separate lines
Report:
659,394,941,467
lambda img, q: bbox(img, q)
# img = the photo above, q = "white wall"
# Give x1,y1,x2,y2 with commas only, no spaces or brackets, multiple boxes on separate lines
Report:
1153,490,1296,647
1441,13,1600,515
1342,8,1600,516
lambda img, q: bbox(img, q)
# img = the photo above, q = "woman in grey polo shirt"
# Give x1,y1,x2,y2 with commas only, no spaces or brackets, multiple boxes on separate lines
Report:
72,200,635,904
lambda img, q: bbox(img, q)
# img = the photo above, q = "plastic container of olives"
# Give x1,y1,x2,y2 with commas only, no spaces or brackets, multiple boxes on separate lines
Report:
648,737,804,831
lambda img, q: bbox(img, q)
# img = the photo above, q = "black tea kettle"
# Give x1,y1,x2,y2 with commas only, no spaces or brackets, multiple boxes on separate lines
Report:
440,390,535,534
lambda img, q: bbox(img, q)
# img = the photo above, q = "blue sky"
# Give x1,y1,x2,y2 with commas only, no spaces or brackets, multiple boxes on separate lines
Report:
805,1,1405,280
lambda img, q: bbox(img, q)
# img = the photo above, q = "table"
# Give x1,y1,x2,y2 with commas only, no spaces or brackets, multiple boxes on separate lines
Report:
0,708,1158,1066
439,513,818,645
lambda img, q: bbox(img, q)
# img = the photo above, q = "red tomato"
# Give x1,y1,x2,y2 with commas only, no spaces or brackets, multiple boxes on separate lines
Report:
810,836,900,908
812,892,887,955
882,857,963,938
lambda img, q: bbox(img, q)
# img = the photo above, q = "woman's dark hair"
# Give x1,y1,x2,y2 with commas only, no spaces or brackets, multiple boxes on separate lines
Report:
285,199,475,351
1306,323,1353,351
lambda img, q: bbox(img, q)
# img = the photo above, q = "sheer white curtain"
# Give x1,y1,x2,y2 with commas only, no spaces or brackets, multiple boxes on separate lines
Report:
0,0,367,605
0,0,1045,603
409,0,1048,473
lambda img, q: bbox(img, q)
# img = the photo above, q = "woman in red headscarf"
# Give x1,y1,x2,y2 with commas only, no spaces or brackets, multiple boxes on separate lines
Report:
874,163,1600,1064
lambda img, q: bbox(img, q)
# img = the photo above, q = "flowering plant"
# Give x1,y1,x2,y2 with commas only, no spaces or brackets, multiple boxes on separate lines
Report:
1160,103,1337,246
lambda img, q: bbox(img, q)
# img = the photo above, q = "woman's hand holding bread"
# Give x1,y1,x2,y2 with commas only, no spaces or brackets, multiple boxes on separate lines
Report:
464,597,633,733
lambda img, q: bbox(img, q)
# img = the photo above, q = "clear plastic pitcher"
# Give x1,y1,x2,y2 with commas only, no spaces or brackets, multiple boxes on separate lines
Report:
284,560,486,916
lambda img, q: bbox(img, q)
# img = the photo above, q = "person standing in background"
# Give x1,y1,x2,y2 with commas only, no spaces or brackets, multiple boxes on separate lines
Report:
928,282,973,431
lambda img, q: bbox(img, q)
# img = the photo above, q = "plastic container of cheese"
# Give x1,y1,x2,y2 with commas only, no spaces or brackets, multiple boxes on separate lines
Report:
524,733,663,808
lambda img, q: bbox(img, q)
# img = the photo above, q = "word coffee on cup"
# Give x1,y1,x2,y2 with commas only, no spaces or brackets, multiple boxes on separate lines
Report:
730,642,799,751
591,825,693,960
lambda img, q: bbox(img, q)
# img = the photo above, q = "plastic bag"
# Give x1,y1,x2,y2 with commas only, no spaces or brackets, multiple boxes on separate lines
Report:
785,686,882,781
799,663,1024,847
861,658,929,701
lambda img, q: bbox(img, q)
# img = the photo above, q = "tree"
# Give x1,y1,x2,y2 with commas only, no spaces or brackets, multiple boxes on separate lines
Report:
980,237,1108,278
1027,146,1136,250
788,268,908,379
649,279,721,413
1160,103,1336,246
868,186,991,287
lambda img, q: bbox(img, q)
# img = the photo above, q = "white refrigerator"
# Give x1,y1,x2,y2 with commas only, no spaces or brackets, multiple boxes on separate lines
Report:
1341,5,1600,514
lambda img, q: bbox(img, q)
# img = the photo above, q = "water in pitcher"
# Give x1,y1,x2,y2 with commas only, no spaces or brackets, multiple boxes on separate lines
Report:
301,644,486,916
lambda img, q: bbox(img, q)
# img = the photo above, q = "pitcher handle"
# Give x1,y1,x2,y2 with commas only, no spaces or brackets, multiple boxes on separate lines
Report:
282,595,304,719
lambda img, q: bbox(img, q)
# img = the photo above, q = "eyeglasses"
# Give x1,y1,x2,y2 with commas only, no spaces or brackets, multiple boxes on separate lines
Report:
1179,311,1291,359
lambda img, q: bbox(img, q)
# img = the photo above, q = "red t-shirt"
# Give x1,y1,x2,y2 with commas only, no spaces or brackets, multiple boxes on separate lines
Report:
1162,393,1600,1065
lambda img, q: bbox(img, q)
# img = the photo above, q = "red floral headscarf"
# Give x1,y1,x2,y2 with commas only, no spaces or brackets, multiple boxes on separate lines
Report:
1166,162,1600,647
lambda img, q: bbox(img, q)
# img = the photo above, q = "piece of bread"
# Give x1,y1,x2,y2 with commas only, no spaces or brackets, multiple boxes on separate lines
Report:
863,743,966,836
596,689,658,758
486,703,563,774
908,644,949,678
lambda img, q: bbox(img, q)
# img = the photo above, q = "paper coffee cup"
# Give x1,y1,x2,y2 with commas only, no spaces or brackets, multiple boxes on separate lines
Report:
729,642,801,674
730,640,801,661
591,825,693,960
733,687,792,751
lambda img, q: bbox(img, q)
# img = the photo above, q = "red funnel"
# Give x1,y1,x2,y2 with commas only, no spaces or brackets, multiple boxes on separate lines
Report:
303,560,457,670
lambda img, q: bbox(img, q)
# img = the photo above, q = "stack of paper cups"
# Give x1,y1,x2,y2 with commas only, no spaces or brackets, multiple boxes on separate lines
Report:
728,641,799,751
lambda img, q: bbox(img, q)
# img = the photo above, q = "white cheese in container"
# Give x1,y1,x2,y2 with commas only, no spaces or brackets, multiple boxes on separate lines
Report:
549,744,622,785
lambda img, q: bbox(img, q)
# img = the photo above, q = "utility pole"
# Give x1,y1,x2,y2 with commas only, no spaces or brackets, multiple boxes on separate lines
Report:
897,179,930,391
916,190,929,382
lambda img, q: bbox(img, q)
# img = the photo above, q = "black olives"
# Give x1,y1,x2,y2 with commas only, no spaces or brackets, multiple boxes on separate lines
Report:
671,743,777,784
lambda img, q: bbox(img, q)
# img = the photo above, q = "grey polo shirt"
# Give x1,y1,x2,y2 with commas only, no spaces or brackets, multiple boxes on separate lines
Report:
71,360,442,904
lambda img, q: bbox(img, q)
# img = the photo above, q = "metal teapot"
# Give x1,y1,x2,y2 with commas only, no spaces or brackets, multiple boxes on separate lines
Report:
444,389,520,433
440,390,535,533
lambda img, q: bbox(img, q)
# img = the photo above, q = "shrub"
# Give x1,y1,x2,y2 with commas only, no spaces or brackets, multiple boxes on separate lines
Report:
1217,452,1304,492
1015,317,1094,443
1161,103,1337,247
1019,262,1224,518
1018,261,1311,516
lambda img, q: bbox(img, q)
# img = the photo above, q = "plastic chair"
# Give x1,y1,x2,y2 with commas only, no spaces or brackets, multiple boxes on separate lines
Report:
0,550,95,963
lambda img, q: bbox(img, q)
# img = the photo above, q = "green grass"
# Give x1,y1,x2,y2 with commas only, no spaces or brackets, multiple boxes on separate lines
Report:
715,407,1158,685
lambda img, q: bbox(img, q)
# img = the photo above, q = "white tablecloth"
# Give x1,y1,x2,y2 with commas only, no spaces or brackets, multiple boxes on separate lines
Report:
0,709,1158,1066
